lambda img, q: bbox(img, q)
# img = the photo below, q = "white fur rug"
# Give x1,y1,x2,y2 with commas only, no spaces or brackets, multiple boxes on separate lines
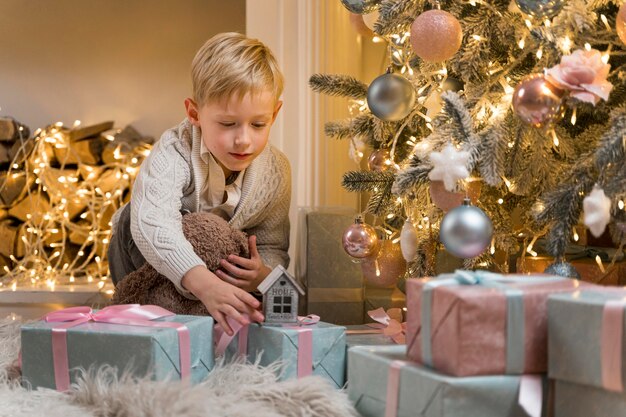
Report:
0,317,358,417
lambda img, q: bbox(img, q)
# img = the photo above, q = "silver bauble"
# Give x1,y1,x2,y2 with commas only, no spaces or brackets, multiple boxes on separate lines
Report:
340,0,381,14
515,0,564,19
440,199,493,258
544,261,581,279
367,73,416,121
342,217,380,259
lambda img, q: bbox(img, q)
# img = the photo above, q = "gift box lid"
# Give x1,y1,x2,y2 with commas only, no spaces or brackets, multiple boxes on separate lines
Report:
21,314,214,389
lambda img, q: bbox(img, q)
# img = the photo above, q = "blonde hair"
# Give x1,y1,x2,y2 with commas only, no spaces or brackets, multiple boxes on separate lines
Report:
191,32,284,106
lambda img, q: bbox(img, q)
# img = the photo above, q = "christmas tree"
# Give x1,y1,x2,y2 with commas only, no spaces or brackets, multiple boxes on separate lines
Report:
310,0,626,282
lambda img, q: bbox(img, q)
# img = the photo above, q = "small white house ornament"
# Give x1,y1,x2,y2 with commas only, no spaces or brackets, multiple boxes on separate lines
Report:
257,265,305,325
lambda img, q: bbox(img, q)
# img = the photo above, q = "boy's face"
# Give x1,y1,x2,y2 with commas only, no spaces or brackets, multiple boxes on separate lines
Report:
185,90,282,177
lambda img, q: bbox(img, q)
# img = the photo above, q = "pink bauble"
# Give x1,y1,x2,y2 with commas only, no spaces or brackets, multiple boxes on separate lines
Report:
349,13,374,37
367,148,391,171
410,10,462,62
617,3,626,45
361,240,407,288
512,74,565,129
430,179,481,212
342,218,380,259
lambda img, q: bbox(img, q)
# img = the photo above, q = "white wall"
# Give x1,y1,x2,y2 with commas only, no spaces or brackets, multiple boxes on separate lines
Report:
0,0,245,138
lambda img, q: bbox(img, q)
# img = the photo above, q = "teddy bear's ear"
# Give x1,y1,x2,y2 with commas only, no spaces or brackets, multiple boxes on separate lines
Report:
233,229,250,258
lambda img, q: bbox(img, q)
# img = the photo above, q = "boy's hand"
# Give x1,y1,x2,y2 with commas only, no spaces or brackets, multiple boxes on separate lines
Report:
182,266,264,335
216,235,272,292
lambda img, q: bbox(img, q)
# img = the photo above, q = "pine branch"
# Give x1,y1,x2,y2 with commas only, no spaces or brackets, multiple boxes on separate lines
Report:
440,92,482,170
366,182,394,216
392,160,431,196
342,170,396,193
595,107,626,171
376,0,420,36
351,114,394,146
309,74,368,99
535,155,596,257
477,124,506,186
324,120,352,139
463,252,493,269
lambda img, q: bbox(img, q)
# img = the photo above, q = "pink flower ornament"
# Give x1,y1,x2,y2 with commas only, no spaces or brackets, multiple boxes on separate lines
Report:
545,49,613,105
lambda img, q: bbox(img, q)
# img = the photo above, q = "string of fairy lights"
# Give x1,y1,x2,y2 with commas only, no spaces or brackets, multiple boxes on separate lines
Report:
0,120,151,292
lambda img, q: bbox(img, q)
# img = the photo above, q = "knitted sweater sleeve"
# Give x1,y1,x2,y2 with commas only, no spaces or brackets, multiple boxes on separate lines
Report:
129,128,204,299
246,148,291,269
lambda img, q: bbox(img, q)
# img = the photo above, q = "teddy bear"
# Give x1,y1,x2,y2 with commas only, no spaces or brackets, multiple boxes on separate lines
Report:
111,212,249,316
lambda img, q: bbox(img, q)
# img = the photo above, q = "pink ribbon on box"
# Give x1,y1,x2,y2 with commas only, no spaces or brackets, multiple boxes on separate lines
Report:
384,361,543,417
44,304,191,392
346,308,406,344
214,315,320,378
601,298,626,392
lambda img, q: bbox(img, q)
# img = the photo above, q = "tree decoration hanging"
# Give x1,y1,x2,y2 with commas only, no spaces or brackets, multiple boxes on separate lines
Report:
361,239,406,287
583,185,612,238
409,10,462,63
367,148,392,171
340,0,380,15
512,74,565,129
427,143,470,192
544,259,581,279
429,178,481,212
440,199,493,259
400,218,418,262
544,49,613,106
515,0,565,19
367,72,416,121
342,216,380,259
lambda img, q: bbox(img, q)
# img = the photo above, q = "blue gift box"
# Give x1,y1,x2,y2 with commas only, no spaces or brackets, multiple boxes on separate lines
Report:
554,380,626,416
224,321,346,388
548,291,626,390
21,314,214,390
348,345,547,417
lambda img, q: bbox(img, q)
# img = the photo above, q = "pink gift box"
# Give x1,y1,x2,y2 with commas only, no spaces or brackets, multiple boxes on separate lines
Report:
406,271,592,377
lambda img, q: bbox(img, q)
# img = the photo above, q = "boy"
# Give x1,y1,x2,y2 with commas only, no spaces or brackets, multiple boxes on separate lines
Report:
108,32,290,335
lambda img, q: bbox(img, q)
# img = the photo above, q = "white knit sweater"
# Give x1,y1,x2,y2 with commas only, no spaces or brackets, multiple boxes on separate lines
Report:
127,118,291,298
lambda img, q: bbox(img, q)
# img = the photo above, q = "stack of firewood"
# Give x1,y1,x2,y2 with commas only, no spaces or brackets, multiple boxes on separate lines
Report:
0,117,153,287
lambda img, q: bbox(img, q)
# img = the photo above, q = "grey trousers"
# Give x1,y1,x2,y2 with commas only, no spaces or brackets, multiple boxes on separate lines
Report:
107,204,146,285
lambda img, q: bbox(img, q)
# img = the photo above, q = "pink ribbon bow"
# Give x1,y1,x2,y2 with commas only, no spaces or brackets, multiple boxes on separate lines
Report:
44,304,191,391
214,314,321,378
366,307,406,344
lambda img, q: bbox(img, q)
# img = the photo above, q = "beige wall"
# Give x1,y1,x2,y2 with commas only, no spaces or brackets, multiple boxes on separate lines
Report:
0,0,245,138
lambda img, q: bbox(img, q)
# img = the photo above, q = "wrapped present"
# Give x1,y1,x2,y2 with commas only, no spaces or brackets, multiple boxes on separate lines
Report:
21,305,214,390
553,380,626,417
406,270,588,376
296,207,364,324
548,289,626,392
221,318,347,388
348,345,547,417
364,287,405,316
